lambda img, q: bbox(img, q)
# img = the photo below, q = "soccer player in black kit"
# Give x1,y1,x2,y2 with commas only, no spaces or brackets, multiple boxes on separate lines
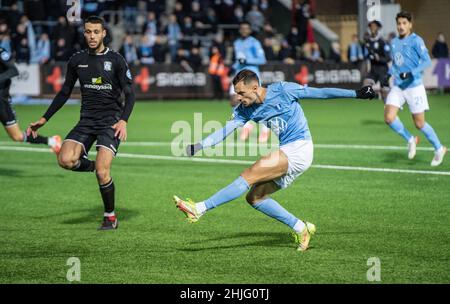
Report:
0,47,61,152
363,20,391,100
27,16,135,230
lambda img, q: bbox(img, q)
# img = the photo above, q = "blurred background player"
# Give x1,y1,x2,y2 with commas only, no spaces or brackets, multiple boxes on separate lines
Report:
27,16,135,230
230,21,269,142
363,20,391,100
0,47,60,152
384,11,447,166
175,69,375,251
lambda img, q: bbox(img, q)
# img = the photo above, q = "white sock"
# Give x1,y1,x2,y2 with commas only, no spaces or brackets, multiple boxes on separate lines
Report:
104,211,115,217
293,220,305,233
196,202,207,215
47,136,55,147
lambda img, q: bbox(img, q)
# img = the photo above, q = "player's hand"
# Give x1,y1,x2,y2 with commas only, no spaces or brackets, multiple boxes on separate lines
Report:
355,86,376,100
26,117,47,139
238,58,246,65
186,143,202,157
399,72,412,80
112,120,127,141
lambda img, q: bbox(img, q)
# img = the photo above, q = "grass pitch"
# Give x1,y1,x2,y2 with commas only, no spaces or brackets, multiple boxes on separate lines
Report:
0,95,449,283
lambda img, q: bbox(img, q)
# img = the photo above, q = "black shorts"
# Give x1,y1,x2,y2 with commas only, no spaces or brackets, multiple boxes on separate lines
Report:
64,124,120,157
0,96,17,127
366,65,389,85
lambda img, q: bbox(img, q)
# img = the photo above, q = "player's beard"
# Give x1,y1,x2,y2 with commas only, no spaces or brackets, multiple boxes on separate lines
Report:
88,39,105,54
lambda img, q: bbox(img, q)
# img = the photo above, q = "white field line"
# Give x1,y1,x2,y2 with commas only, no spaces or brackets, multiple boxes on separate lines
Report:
0,141,434,151
1,145,449,176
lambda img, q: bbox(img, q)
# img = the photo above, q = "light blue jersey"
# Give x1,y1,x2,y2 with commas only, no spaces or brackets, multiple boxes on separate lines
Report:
232,36,266,78
201,82,356,148
389,33,431,90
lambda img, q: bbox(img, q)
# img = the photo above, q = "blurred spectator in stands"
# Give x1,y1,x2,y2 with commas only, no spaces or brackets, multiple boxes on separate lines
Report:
175,48,192,71
120,35,139,65
233,5,245,24
263,37,276,61
5,2,22,34
166,14,182,63
246,4,265,33
137,34,155,64
181,16,194,36
303,42,323,62
193,20,207,37
258,22,275,41
278,39,295,64
212,31,226,59
174,2,185,25
142,11,159,36
287,27,301,51
189,46,203,70
152,35,167,63
82,0,102,18
260,0,270,20
15,37,30,63
347,34,364,65
52,16,76,50
123,0,138,33
217,0,236,24
205,7,218,32
0,22,12,53
53,37,71,62
208,45,227,100
191,1,206,24
31,33,50,64
432,33,449,58
328,41,342,63
294,0,312,47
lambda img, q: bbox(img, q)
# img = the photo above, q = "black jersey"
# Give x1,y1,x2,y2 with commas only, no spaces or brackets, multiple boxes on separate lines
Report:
43,47,135,129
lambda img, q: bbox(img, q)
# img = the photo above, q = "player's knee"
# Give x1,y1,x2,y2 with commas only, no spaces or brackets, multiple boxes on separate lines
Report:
95,167,110,183
384,115,395,125
245,192,266,205
58,154,76,169
414,120,425,129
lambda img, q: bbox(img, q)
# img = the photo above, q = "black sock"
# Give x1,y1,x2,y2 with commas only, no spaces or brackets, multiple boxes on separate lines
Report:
71,158,95,172
99,179,115,213
23,131,48,145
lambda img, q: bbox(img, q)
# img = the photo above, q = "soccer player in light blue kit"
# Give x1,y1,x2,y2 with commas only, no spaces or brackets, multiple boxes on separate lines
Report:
174,70,375,251
383,11,447,166
230,21,269,142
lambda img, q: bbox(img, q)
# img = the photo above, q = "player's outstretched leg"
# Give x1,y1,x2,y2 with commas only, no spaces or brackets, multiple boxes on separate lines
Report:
412,113,447,166
174,150,288,223
5,123,62,154
384,105,416,159
246,180,315,251
96,148,117,230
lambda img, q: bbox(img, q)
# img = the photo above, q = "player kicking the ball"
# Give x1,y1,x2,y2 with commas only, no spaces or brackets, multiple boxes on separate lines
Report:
382,11,447,166
174,69,375,251
27,16,135,230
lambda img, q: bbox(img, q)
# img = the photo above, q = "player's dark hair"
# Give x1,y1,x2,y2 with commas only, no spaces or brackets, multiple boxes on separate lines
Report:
239,21,251,27
396,11,412,22
232,69,260,86
84,15,106,29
